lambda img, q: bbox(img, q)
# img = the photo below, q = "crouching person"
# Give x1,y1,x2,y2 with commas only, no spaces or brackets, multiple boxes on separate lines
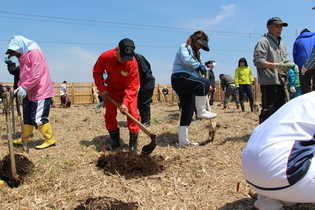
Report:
92,38,140,151
242,91,315,209
6,35,56,149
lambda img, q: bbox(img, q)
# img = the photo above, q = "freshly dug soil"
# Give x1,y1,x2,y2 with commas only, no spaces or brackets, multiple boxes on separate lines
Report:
96,150,164,179
0,154,34,188
74,196,138,210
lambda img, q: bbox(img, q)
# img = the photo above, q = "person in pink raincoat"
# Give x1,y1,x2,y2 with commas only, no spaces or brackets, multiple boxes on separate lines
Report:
5,35,56,149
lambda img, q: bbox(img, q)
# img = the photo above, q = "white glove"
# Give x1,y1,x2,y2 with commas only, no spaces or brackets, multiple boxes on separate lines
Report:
290,86,296,93
301,65,309,76
14,86,27,99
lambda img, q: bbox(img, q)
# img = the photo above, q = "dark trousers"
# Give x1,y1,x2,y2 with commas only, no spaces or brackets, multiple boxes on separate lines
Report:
239,84,253,103
208,90,215,105
171,73,210,126
259,85,285,124
137,88,154,113
60,95,67,105
223,85,240,105
299,71,312,94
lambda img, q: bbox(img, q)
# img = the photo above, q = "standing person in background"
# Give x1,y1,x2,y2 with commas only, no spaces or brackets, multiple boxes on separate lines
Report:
4,57,19,89
234,57,254,112
94,74,108,112
93,38,140,151
205,60,217,106
6,35,56,149
219,74,240,110
253,17,295,124
301,45,315,76
93,92,104,113
135,53,155,127
293,28,315,94
60,81,68,107
162,86,169,97
4,55,21,114
171,31,217,147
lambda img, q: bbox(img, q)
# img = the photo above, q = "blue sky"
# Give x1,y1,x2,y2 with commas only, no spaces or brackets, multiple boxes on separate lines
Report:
1,0,314,85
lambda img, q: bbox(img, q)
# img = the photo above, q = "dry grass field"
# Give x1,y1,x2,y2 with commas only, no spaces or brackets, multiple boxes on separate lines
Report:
0,101,315,210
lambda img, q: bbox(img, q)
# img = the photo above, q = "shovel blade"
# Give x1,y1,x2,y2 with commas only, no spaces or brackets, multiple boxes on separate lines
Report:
141,142,156,156
141,134,156,156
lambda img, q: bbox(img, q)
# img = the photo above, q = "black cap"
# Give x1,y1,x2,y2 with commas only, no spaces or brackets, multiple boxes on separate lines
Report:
267,17,288,27
197,38,210,51
118,38,135,61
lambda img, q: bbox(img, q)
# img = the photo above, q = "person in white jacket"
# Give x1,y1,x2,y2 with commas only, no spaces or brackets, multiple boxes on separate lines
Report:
242,91,315,209
5,35,56,149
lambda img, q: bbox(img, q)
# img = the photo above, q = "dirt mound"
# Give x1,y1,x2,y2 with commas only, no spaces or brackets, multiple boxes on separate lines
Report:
96,150,164,179
0,154,34,188
74,196,138,210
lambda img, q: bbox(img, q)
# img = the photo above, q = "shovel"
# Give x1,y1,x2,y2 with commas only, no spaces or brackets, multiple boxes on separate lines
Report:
2,92,19,184
18,98,29,153
13,88,29,153
279,72,290,102
106,96,156,155
252,82,259,112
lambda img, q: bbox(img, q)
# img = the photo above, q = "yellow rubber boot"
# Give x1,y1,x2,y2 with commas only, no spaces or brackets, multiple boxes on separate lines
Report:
0,180,5,187
35,123,56,149
13,124,34,145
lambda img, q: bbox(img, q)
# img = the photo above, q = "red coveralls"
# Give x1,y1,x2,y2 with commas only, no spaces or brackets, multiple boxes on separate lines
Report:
93,49,140,133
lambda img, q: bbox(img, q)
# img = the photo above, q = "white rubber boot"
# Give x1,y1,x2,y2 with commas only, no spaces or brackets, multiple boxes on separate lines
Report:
195,96,217,119
178,126,199,146
253,194,284,210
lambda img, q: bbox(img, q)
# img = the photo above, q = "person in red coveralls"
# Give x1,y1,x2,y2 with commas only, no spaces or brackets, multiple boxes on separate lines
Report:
93,38,140,151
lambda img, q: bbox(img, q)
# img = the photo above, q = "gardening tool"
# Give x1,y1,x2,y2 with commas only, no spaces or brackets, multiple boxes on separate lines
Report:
204,72,216,142
279,72,290,102
14,88,29,153
11,98,16,136
206,95,216,142
2,92,19,184
12,97,21,139
106,96,156,155
18,97,29,153
252,82,259,112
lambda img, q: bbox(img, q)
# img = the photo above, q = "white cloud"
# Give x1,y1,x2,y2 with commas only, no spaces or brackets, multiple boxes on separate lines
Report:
179,4,237,29
208,4,236,26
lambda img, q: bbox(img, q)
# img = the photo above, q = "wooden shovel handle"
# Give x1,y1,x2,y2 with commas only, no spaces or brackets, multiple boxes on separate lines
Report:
106,96,154,137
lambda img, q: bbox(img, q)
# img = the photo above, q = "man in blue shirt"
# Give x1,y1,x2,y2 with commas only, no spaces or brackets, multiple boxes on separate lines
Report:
293,28,315,94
